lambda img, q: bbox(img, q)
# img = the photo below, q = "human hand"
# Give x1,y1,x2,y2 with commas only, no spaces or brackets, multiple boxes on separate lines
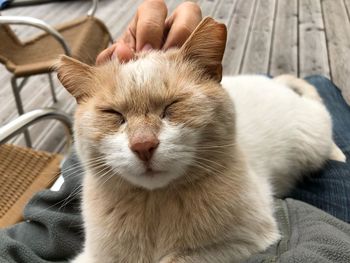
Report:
96,0,202,65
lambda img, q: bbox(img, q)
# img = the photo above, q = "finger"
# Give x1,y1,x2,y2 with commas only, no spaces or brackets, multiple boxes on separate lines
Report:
163,2,202,50
113,41,135,63
119,17,137,52
135,0,168,51
96,41,135,65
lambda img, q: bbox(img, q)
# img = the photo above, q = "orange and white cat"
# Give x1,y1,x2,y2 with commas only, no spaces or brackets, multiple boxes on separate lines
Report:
57,17,344,263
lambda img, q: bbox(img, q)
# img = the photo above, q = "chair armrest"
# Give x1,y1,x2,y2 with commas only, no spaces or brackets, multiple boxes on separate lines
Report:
0,15,71,55
1,0,98,17
87,0,98,16
0,108,73,152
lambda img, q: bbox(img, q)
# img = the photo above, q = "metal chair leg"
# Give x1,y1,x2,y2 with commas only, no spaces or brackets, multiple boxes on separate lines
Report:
48,73,57,103
11,77,24,115
11,76,32,147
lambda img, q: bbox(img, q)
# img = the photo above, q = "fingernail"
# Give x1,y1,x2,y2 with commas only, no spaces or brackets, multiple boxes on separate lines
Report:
142,43,153,51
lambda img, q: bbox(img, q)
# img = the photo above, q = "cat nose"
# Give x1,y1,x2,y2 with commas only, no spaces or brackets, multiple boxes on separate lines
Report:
130,136,159,162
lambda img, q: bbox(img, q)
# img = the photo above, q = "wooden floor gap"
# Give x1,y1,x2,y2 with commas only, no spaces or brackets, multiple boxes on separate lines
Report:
238,0,258,74
319,0,333,81
296,0,300,77
268,0,279,75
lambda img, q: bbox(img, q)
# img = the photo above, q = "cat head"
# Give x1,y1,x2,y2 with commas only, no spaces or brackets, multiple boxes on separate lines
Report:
57,17,235,190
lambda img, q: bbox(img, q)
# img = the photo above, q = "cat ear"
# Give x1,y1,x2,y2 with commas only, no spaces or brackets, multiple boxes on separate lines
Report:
56,55,95,103
180,17,227,82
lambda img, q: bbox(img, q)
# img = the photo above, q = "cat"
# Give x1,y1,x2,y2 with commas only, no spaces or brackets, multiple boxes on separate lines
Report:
56,17,344,263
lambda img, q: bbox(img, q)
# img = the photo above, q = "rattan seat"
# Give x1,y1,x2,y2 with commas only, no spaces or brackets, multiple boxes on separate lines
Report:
0,144,62,228
0,16,110,77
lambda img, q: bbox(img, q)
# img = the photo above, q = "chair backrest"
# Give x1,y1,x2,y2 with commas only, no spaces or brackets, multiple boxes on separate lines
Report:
0,24,22,69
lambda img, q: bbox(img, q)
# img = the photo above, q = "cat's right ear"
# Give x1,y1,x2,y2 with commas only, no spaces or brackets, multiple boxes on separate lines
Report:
56,55,94,103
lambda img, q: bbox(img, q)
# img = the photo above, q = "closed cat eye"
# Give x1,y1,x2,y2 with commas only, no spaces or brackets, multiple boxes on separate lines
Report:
100,108,126,124
162,100,179,118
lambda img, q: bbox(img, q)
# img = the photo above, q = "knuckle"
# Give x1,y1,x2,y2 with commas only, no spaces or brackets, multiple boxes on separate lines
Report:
142,19,163,32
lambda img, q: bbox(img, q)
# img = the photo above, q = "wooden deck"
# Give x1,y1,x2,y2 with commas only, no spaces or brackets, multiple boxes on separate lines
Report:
1,0,350,153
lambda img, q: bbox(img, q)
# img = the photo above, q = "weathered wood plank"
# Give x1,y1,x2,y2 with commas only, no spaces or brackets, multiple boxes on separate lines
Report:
165,0,179,14
0,67,12,93
99,0,142,39
96,0,125,24
269,0,298,76
212,0,237,25
343,0,350,18
199,0,220,17
240,0,275,74
324,0,350,104
222,0,257,75
299,0,330,78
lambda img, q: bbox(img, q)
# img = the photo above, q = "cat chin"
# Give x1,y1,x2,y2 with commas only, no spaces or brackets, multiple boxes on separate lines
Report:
119,170,182,190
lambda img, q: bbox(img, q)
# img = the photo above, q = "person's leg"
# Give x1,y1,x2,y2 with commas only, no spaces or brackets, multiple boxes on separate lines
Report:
288,75,350,223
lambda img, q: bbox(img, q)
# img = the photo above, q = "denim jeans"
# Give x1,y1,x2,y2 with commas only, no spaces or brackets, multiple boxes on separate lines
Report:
288,75,350,223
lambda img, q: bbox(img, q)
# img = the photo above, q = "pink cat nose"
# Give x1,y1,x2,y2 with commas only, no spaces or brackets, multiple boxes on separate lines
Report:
130,136,159,162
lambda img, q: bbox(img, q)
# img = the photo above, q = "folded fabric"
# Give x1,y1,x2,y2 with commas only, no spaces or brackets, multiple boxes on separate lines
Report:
245,199,350,263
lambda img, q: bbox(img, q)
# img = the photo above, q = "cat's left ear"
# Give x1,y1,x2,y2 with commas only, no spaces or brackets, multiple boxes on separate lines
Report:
56,55,95,103
180,17,227,82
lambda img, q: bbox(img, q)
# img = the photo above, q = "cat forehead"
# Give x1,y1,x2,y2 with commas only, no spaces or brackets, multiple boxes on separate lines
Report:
119,53,168,86
93,52,209,109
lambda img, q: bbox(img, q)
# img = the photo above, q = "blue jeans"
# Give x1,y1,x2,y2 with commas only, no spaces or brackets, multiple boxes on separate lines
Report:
288,76,350,223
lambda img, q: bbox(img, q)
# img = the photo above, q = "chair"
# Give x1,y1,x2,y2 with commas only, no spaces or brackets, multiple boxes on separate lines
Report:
0,108,72,228
0,0,112,146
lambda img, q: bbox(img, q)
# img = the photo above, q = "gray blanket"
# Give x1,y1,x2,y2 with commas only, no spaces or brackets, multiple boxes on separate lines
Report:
1,153,350,263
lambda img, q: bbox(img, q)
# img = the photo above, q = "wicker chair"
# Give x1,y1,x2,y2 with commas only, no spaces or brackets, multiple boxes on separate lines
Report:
0,108,72,228
0,0,111,146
